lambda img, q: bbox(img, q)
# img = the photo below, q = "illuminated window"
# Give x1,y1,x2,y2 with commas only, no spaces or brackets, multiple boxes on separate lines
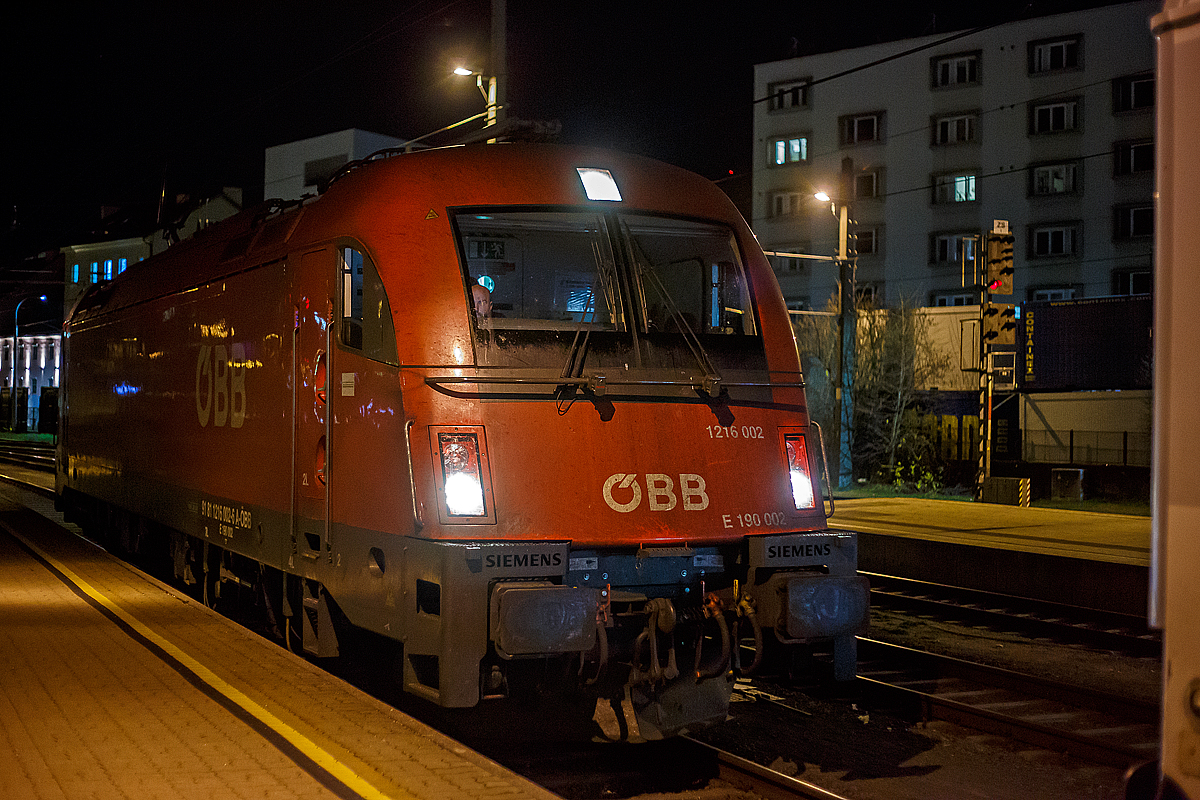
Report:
118,257,128,274
934,173,976,204
72,264,80,283
104,259,113,280
90,262,100,283
770,135,808,166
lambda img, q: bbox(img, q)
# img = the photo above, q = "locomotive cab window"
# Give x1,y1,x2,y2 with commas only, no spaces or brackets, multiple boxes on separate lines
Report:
340,246,398,365
623,216,756,337
453,209,767,398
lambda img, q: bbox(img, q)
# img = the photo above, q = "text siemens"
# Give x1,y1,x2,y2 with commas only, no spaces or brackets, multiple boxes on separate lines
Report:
767,542,832,559
485,552,564,569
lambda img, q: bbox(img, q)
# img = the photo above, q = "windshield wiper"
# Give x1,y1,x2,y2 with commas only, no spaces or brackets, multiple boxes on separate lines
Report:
636,258,724,396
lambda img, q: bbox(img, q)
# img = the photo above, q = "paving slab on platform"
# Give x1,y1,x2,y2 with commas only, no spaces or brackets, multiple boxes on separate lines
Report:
0,494,560,800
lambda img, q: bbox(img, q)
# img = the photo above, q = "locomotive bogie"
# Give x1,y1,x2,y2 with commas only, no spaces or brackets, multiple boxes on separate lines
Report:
58,144,866,737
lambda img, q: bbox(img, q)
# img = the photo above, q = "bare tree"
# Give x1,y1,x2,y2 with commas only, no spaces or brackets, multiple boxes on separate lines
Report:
794,295,950,485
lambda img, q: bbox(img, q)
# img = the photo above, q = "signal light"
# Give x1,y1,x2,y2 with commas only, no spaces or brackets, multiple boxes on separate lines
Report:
986,233,1015,296
783,433,816,510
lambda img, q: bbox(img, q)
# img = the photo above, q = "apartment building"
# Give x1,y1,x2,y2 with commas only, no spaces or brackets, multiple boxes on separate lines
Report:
752,0,1156,310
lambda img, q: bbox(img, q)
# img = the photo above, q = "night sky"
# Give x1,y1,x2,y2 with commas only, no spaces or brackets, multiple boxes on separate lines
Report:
3,0,1129,261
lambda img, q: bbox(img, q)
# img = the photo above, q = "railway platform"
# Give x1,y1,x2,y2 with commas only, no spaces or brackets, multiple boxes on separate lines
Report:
0,484,559,800
832,496,1152,617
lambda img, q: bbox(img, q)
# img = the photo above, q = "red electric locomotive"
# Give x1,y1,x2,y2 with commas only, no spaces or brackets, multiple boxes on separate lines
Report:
57,144,868,738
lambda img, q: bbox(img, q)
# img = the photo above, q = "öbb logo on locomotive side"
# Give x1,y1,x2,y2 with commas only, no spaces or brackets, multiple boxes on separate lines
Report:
602,473,710,513
196,343,247,428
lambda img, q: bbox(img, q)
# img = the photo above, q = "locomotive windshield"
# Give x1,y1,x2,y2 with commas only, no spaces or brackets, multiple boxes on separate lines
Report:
453,210,770,400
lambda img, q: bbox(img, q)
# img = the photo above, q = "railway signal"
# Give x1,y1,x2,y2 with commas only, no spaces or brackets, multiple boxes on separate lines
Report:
982,302,1017,346
985,231,1015,295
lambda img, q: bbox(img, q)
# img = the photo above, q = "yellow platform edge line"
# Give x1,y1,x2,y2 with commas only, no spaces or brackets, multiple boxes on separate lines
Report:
7,523,411,800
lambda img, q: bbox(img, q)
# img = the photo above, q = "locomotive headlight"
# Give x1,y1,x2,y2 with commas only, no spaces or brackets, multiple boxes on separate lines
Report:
438,432,487,516
784,433,816,510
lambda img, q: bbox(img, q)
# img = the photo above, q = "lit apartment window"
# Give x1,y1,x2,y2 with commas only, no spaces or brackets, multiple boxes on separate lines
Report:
771,191,802,217
841,112,883,145
768,80,810,111
932,52,980,87
770,135,808,166
1113,73,1154,112
1030,35,1081,73
1115,140,1154,175
932,233,977,265
1032,100,1079,134
934,173,977,204
1032,163,1078,195
1114,204,1154,239
933,113,977,145
854,170,880,199
1031,224,1079,257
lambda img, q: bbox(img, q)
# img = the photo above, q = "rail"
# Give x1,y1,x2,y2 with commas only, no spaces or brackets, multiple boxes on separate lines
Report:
854,637,1159,767
0,439,54,474
864,571,1160,657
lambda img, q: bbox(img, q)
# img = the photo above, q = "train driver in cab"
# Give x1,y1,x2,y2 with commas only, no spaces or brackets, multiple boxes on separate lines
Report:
471,283,493,320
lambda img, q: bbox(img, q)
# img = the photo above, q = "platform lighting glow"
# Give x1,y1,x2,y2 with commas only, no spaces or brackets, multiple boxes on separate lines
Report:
454,66,473,76
577,168,622,201
814,191,831,203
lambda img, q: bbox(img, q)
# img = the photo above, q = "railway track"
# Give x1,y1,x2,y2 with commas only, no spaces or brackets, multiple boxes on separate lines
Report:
854,636,1159,767
865,570,1160,657
0,438,54,473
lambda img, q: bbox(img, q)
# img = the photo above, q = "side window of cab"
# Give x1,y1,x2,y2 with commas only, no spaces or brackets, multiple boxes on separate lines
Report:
339,246,398,365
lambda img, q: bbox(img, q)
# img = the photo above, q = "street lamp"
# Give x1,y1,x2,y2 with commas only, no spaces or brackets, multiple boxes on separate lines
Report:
812,189,856,489
12,294,46,432
453,67,498,129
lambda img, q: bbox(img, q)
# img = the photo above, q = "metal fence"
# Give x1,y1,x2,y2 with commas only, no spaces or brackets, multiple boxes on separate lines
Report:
1023,428,1151,467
